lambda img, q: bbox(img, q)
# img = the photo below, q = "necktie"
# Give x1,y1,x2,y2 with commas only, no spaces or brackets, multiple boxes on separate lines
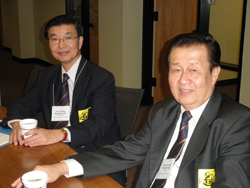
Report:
54,73,70,129
151,111,192,188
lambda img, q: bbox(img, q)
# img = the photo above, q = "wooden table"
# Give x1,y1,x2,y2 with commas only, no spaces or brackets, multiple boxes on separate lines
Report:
0,106,122,188
0,105,7,120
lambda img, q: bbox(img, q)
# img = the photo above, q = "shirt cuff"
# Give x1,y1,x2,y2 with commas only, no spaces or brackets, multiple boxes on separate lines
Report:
61,159,84,178
7,119,21,129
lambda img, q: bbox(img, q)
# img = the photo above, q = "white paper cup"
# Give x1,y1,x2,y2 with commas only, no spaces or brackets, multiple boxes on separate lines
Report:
22,171,48,188
19,118,37,139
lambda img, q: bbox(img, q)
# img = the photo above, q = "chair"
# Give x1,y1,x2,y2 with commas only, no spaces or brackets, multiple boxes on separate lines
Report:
25,65,44,93
115,86,144,139
25,65,47,128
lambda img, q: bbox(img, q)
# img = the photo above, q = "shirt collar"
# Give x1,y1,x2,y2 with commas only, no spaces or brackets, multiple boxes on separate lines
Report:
181,98,210,123
61,55,82,83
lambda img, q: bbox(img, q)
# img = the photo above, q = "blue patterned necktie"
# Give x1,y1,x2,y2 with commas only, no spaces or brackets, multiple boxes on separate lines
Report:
54,73,70,129
151,111,192,188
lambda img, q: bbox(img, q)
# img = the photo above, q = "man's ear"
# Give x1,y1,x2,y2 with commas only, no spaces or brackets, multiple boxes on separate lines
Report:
78,36,84,49
211,66,221,84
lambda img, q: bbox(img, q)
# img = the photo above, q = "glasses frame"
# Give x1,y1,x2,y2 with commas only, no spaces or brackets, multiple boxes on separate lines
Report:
49,36,79,44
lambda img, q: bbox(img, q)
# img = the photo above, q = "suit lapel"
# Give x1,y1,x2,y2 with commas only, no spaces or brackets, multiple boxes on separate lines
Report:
149,107,181,180
179,89,223,170
71,57,88,112
49,66,62,107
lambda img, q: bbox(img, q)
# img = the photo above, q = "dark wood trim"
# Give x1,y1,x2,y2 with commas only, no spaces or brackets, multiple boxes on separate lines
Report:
11,56,52,67
65,0,90,60
65,0,74,15
196,0,210,32
141,0,154,106
81,0,90,60
216,78,238,87
2,46,11,53
236,0,248,102
220,62,238,72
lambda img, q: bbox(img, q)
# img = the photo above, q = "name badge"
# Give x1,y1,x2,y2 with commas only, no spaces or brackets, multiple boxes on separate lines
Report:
198,169,215,188
51,106,70,122
155,158,175,179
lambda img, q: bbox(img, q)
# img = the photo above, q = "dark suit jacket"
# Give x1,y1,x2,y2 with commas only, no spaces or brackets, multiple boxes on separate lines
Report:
69,89,250,188
2,57,121,153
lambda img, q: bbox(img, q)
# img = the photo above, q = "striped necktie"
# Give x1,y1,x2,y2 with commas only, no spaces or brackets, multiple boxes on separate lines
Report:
151,111,192,188
54,73,70,129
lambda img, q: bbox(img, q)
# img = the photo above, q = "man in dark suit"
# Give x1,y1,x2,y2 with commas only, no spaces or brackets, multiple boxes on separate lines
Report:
3,14,126,186
12,32,250,188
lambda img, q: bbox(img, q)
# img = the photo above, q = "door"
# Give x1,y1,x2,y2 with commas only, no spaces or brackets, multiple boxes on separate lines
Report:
153,0,198,103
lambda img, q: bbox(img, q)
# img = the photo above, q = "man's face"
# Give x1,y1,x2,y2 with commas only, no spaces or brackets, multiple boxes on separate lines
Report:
48,24,83,67
168,44,220,111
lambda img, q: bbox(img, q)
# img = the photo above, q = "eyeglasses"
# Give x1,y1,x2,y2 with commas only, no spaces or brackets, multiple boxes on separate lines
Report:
49,36,78,44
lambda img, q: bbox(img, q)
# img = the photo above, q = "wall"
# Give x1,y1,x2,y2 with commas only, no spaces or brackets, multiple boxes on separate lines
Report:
18,0,35,58
1,0,11,49
239,0,250,107
1,0,65,64
209,0,243,81
33,0,65,64
98,0,143,88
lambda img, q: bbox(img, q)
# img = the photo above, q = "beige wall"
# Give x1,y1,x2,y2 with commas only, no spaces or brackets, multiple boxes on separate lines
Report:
1,0,143,86
33,0,65,64
239,0,250,107
1,0,11,49
209,0,243,81
18,0,35,58
1,0,65,64
99,0,143,88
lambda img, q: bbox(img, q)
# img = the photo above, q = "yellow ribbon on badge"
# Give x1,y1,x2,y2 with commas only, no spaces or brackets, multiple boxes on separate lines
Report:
78,107,91,123
198,169,215,188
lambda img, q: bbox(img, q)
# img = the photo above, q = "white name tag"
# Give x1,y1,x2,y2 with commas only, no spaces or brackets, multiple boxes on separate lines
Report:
51,106,70,121
155,158,175,179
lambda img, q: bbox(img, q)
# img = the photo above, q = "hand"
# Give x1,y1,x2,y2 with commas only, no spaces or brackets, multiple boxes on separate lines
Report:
23,128,64,147
9,121,24,145
11,162,69,188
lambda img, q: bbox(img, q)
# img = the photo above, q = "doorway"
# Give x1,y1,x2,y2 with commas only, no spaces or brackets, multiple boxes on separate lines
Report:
66,0,99,65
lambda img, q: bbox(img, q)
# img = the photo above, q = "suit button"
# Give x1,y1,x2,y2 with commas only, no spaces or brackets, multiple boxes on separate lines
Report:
80,145,85,148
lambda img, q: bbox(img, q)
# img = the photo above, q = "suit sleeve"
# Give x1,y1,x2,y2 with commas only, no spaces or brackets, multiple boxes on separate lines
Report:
67,104,155,178
212,111,250,187
68,70,120,150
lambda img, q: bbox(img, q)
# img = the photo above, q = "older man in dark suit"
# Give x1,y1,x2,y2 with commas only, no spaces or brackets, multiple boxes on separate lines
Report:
12,32,250,188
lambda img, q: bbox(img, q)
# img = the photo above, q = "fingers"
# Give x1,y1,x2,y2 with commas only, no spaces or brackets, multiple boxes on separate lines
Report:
24,129,62,147
9,126,23,145
11,177,23,188
23,129,48,147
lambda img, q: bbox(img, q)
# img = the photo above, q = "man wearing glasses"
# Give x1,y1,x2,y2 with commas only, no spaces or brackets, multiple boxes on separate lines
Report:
3,14,125,186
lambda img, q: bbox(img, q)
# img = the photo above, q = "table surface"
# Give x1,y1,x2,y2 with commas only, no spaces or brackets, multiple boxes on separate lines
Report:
0,105,122,188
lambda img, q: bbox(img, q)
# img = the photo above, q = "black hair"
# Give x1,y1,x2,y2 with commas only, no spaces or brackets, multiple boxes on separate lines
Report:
166,32,221,72
44,14,84,40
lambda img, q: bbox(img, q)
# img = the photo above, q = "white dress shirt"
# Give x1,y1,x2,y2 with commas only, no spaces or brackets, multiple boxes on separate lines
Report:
63,99,210,180
61,55,81,142
161,99,209,187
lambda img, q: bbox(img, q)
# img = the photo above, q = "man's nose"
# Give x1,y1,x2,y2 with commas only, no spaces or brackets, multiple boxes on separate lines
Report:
179,72,190,84
58,39,65,47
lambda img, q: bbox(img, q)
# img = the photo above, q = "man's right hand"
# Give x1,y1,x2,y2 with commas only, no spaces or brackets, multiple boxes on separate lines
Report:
9,121,24,145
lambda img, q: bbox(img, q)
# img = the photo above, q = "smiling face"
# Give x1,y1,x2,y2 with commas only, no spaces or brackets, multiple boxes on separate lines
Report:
48,24,83,71
168,44,220,111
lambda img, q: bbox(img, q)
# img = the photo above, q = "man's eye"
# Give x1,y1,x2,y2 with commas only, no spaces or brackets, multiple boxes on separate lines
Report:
65,36,72,40
51,38,58,41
